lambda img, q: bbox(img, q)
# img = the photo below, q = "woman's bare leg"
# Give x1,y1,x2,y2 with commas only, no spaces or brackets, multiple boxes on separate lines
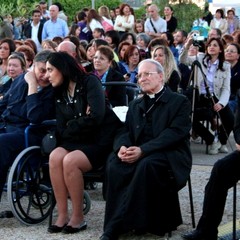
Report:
49,147,69,226
63,150,92,227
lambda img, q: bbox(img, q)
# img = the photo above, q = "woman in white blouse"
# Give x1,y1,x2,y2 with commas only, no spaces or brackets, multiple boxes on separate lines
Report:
114,4,134,37
87,9,104,32
210,9,228,35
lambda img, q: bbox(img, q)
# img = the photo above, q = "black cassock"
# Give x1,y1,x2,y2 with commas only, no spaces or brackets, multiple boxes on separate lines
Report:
103,87,192,237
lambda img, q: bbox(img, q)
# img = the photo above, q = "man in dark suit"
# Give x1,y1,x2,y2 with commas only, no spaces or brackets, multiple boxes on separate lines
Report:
182,91,240,240
100,59,192,240
23,9,44,52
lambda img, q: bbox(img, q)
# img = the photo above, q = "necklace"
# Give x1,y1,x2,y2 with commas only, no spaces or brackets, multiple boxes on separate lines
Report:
67,91,74,103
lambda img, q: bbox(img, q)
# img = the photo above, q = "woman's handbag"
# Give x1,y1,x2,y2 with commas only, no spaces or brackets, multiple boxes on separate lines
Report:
41,131,57,155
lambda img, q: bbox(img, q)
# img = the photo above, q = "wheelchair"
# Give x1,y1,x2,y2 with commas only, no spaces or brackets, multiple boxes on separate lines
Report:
6,81,139,226
6,120,91,225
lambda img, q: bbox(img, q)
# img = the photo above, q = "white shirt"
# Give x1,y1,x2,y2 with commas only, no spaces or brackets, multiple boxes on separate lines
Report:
89,19,103,32
114,15,134,32
31,22,42,52
144,17,167,34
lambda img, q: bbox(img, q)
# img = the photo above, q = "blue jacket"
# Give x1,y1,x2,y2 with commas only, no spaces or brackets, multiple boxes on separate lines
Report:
0,73,55,128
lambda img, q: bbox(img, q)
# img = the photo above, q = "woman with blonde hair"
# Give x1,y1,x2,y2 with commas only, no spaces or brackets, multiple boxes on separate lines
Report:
152,45,181,92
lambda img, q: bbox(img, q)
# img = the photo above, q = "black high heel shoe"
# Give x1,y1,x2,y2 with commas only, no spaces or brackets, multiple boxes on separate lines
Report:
62,221,87,234
48,224,67,233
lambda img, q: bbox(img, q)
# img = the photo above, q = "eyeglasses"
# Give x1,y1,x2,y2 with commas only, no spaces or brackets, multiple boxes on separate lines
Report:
136,71,158,80
225,49,238,54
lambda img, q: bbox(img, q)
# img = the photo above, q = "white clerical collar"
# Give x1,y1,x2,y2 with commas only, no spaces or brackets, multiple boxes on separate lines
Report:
147,86,163,98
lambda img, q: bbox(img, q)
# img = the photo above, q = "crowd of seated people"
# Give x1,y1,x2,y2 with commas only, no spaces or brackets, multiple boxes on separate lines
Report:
1,1,240,239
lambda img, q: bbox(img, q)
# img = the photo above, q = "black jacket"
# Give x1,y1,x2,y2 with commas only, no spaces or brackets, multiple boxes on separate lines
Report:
23,21,44,43
105,68,126,107
114,87,192,189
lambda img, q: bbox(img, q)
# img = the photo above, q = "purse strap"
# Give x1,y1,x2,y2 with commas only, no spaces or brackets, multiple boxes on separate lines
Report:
149,18,157,33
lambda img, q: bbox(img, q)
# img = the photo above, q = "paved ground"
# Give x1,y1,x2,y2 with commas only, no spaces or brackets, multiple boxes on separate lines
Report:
0,136,239,240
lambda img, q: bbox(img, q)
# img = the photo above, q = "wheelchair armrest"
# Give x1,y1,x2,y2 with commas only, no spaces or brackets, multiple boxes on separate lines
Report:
24,119,56,148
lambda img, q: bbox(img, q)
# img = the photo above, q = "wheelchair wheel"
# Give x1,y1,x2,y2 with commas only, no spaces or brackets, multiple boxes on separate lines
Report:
7,146,52,225
83,190,91,215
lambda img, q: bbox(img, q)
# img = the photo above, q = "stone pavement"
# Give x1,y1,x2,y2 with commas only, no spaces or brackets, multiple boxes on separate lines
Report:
0,136,239,240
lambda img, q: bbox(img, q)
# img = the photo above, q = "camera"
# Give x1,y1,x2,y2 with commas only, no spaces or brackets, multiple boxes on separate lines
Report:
192,33,205,46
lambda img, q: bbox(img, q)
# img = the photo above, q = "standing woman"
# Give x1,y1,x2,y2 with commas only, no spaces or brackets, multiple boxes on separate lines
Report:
224,43,240,113
163,5,177,33
46,52,121,234
152,45,181,92
87,9,104,33
0,38,16,85
98,5,114,29
226,9,240,34
114,4,134,37
210,9,228,35
180,37,234,154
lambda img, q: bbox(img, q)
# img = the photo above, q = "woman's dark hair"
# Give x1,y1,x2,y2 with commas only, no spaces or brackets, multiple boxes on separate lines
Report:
119,3,131,16
0,38,16,64
47,52,86,96
120,32,136,44
216,8,224,19
92,39,109,48
203,37,225,71
69,23,80,36
52,36,63,45
96,45,114,61
63,35,88,61
87,9,102,25
162,32,174,46
105,30,120,49
77,11,87,21
0,38,16,54
24,39,38,54
165,5,174,12
118,41,131,60
123,45,141,64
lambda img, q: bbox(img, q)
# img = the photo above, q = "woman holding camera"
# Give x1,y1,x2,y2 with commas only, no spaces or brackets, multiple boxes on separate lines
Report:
179,37,234,155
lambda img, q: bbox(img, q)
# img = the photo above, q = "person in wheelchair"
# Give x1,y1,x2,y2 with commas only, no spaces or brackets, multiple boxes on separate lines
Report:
0,50,55,205
179,36,234,155
45,52,122,234
100,59,192,240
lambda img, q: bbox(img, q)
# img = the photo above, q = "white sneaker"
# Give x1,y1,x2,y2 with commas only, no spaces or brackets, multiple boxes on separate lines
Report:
208,141,221,155
219,145,228,153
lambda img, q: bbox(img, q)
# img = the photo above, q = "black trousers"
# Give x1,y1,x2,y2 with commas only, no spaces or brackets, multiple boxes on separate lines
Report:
0,126,25,200
192,95,234,145
196,151,240,238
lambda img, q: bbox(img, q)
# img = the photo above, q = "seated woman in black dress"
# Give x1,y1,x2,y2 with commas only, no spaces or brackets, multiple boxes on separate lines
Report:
46,52,122,234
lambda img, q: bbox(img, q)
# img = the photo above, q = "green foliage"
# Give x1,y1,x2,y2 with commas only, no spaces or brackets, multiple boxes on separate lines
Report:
172,3,204,32
135,1,204,33
0,0,203,32
56,0,121,23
